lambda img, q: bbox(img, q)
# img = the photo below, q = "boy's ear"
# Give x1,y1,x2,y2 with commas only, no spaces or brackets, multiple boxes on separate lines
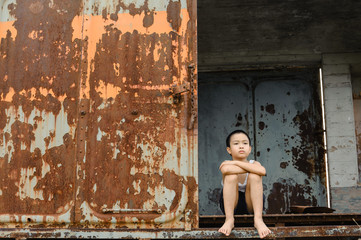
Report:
226,147,232,155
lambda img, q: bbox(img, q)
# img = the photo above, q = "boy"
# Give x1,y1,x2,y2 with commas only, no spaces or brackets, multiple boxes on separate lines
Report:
218,130,271,238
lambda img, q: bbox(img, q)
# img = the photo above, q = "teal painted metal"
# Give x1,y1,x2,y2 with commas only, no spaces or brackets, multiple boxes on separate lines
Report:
0,0,17,22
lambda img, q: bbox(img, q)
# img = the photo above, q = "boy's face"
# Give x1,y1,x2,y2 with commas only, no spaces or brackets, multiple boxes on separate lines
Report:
226,133,252,160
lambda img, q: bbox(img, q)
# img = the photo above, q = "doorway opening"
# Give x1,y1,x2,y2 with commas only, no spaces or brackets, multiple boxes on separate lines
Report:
198,68,327,215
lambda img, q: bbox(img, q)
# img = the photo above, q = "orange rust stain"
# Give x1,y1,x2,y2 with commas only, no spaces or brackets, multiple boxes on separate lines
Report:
13,87,67,102
0,20,17,40
2,87,15,102
28,30,44,40
72,9,190,100
96,80,121,100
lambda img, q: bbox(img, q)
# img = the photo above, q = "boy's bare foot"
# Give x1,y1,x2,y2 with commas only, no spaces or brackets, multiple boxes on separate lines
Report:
218,218,234,236
254,217,272,238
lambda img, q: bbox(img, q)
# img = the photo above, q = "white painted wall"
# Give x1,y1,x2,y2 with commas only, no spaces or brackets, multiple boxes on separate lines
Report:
322,54,359,188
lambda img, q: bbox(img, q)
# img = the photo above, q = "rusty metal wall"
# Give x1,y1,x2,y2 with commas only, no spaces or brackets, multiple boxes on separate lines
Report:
198,69,326,215
0,0,197,229
0,0,81,223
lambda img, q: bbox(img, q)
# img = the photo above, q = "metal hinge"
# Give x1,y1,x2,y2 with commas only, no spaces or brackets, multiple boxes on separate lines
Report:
170,82,191,104
187,64,197,130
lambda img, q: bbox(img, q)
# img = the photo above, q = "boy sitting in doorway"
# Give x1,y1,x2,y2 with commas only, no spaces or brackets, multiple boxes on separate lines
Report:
218,130,272,238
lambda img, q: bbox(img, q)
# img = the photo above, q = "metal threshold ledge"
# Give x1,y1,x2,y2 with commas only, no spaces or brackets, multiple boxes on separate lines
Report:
0,226,360,239
0,214,360,239
200,213,361,227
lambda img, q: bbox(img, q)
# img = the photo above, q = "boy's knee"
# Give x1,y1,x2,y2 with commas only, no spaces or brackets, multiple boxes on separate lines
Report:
248,173,262,182
224,174,238,183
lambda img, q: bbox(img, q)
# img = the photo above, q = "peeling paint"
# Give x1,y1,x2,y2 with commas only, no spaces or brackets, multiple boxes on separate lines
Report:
0,0,197,229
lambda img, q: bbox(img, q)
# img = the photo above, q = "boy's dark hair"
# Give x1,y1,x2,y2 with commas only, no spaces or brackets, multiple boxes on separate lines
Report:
226,130,252,148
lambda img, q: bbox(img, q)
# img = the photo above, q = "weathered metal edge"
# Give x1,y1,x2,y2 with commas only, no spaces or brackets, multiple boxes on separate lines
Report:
0,225,360,239
200,213,361,225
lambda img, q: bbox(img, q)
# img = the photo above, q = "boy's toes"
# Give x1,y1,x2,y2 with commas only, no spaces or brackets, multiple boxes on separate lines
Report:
260,229,272,238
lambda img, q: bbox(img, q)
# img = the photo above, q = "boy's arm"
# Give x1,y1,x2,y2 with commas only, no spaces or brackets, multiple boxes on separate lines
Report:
219,163,247,175
220,160,266,176
236,161,266,176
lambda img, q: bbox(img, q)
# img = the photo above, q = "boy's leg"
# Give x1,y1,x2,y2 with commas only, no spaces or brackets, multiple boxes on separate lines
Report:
218,174,239,236
245,173,272,239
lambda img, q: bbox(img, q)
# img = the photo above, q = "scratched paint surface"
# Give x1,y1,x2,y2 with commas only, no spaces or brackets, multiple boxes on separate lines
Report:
0,0,197,228
198,70,326,215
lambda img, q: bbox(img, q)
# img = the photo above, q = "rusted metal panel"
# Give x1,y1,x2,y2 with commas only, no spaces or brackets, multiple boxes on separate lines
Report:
0,0,197,229
73,0,198,229
198,69,326,215
0,0,82,223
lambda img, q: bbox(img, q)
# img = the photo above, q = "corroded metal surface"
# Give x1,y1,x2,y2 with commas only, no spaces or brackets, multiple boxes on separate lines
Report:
0,0,81,223
0,225,360,239
0,0,197,229
200,213,361,227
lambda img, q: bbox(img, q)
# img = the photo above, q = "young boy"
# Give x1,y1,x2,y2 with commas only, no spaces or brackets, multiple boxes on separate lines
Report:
218,130,272,238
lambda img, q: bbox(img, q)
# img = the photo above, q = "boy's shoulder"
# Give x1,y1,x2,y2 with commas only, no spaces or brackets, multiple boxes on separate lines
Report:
251,160,262,166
